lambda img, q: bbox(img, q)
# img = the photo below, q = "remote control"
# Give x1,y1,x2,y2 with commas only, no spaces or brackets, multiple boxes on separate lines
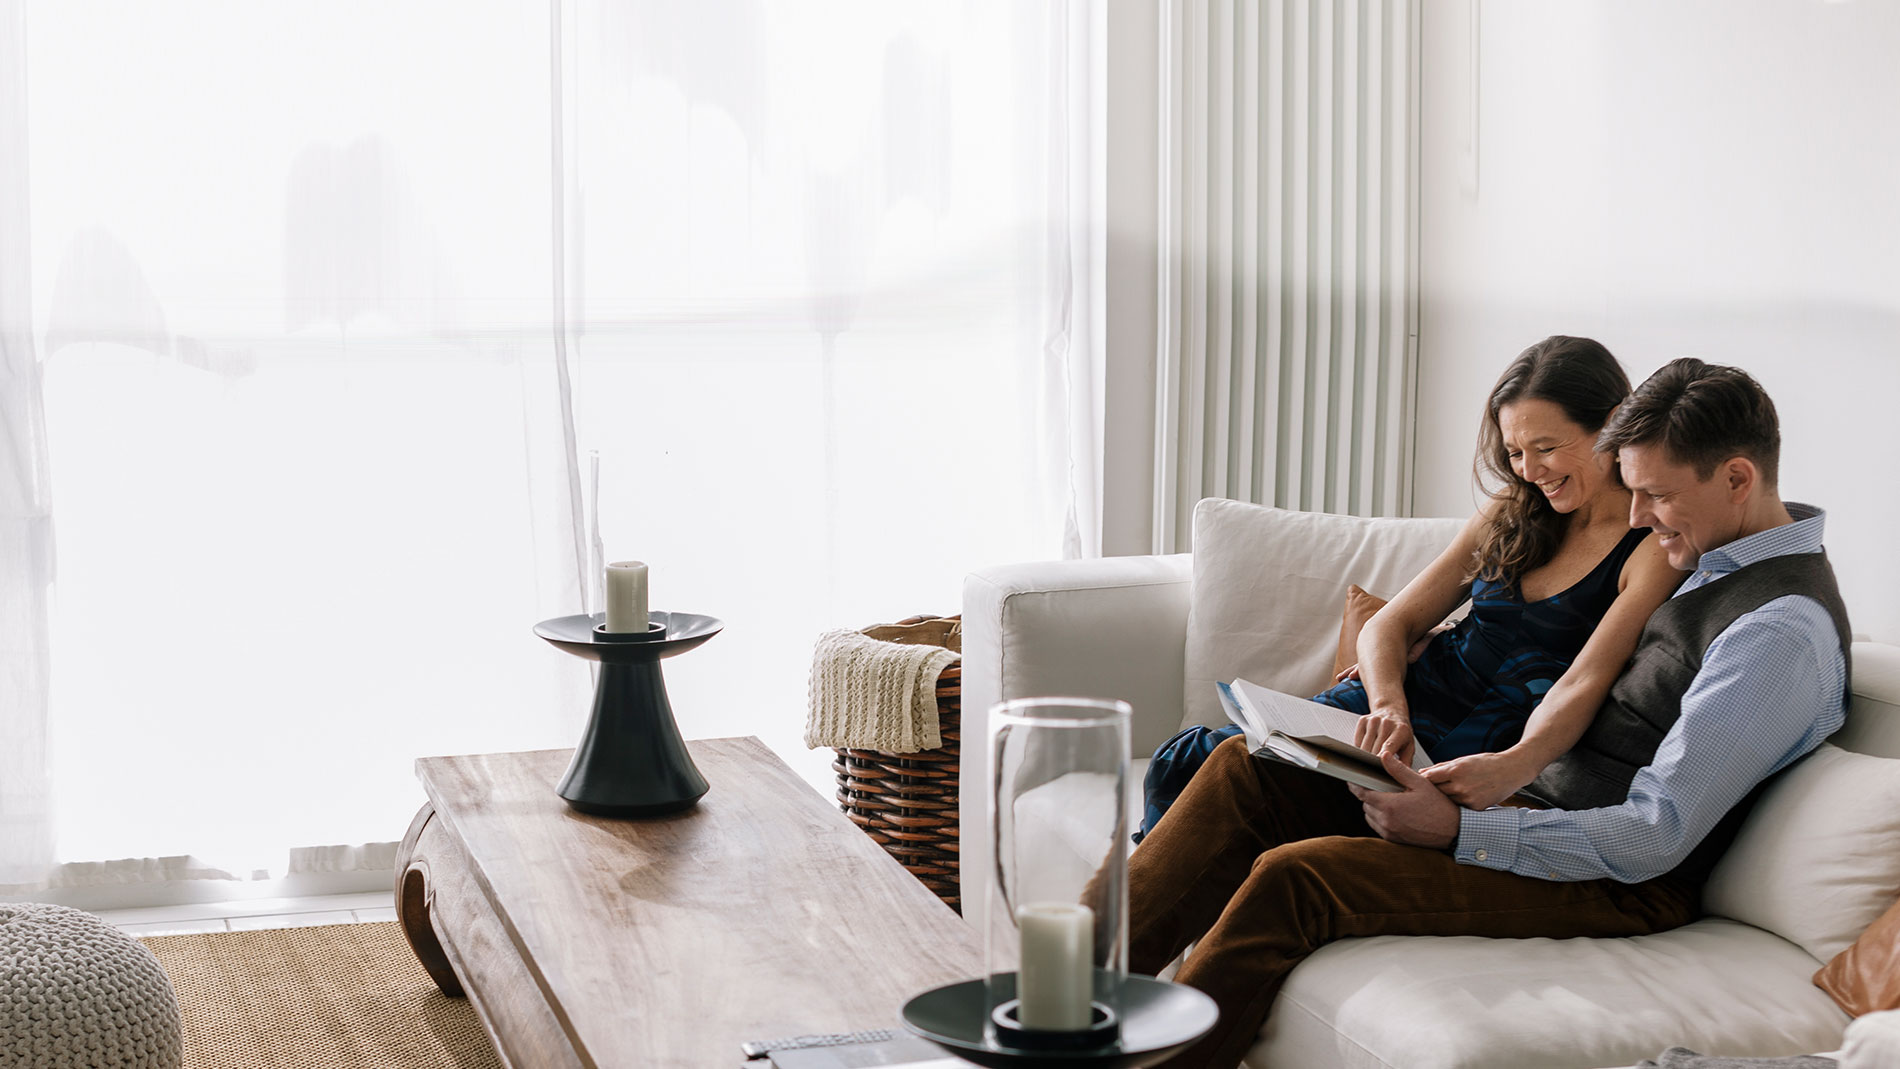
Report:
740,1029,898,1060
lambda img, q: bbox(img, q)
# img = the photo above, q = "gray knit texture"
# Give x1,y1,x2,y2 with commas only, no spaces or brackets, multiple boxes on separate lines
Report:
1,903,183,1068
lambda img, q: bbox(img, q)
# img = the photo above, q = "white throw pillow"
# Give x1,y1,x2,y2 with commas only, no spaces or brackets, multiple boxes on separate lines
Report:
1180,500,1465,731
1703,743,1900,963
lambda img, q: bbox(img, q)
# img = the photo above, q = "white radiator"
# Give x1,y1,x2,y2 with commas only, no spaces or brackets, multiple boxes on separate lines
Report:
1155,0,1420,551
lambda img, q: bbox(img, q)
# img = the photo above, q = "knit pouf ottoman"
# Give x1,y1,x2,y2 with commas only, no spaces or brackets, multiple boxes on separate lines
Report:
0,903,183,1068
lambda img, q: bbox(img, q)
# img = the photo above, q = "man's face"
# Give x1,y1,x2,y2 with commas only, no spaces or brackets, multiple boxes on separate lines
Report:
1617,440,1746,571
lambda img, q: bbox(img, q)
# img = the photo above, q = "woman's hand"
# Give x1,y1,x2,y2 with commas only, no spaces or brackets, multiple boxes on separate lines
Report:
1421,751,1537,810
1352,705,1416,766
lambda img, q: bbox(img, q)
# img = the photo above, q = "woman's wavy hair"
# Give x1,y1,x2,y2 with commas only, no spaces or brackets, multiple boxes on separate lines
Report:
1470,336,1631,585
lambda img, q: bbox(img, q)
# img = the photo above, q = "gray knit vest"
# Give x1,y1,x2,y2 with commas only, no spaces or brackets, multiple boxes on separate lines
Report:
1519,549,1851,879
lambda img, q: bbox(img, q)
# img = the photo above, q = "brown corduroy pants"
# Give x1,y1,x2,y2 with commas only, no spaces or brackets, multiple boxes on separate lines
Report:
1130,736,1701,1069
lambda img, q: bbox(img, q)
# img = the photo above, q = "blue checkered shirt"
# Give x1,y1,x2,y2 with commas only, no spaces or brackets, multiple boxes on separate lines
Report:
1454,503,1845,883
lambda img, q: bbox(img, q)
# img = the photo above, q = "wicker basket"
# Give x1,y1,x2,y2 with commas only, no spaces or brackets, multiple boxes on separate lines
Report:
830,614,963,913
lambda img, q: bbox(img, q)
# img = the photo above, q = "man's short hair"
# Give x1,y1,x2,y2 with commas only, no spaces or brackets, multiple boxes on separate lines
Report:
1596,357,1781,486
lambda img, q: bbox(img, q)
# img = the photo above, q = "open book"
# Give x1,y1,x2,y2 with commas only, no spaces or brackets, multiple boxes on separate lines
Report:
1216,679,1432,793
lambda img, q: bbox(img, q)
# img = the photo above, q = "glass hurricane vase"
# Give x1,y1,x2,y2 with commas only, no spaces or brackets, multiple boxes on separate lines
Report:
983,697,1131,1052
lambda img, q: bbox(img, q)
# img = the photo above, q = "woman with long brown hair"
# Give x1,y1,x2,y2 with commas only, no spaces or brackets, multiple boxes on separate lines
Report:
1138,336,1684,839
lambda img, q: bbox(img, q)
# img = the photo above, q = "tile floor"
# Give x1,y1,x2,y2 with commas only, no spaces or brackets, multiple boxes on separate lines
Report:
96,892,397,937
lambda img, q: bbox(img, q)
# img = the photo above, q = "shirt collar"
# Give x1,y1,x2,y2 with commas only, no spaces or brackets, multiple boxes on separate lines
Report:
1693,502,1826,575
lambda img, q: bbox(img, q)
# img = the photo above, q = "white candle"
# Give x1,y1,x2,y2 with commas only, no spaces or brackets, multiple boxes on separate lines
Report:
604,560,649,633
1016,902,1094,1030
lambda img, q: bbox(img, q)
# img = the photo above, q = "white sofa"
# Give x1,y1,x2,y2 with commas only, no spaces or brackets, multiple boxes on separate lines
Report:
960,500,1900,1069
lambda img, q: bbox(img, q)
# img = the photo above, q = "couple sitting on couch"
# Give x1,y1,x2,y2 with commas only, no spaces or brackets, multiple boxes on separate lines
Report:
1129,339,1851,1069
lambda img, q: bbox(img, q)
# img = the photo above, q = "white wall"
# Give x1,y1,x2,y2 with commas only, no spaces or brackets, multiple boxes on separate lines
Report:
1415,0,1900,641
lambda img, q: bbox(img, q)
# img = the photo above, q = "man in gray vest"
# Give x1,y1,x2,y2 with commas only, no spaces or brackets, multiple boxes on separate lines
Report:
1125,358,1850,1069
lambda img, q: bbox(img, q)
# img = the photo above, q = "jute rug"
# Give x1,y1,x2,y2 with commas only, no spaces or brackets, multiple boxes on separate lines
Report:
140,921,502,1069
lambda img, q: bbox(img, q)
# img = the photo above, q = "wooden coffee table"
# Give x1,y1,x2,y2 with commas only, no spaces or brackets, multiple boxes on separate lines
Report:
396,737,981,1068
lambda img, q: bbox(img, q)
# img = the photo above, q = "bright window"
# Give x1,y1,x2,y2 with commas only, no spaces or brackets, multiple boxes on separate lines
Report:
15,0,1084,888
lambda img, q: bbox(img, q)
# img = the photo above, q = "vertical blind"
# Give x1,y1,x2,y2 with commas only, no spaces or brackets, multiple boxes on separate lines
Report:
1155,0,1420,551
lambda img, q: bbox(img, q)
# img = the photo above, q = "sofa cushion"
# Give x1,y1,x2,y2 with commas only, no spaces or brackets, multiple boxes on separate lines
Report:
1182,500,1464,731
1815,892,1900,1016
1332,585,1389,680
1703,743,1900,963
1249,918,1849,1069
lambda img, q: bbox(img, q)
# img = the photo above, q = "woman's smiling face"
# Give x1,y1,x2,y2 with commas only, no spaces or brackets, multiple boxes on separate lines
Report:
1496,398,1615,514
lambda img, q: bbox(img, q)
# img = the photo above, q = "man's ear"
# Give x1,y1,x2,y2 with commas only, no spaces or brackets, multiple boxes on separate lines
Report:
1724,456,1759,503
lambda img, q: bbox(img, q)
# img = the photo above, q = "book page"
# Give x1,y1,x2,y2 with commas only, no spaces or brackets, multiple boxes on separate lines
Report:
1231,678,1432,769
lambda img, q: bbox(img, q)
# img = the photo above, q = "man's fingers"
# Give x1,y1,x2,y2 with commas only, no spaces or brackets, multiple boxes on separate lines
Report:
1381,750,1430,789
1362,799,1394,841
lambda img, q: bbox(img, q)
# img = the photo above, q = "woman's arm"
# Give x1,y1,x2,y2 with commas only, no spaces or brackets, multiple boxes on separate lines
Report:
1351,509,1490,763
1422,532,1685,808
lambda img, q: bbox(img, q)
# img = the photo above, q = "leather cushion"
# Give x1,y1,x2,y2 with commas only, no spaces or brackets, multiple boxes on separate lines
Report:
1815,894,1900,1016
1330,584,1389,680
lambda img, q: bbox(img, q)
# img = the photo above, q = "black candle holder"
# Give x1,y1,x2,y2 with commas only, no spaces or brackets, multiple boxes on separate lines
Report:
533,611,723,818
902,973,1216,1069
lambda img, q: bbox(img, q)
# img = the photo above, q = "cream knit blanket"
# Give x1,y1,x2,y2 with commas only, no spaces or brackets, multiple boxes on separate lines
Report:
805,628,961,752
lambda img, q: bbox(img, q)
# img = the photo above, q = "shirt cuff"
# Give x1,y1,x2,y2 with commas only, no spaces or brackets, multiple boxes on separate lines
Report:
1455,806,1524,871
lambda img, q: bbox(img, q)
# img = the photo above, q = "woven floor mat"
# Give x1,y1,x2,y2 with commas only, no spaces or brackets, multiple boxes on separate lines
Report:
141,921,501,1069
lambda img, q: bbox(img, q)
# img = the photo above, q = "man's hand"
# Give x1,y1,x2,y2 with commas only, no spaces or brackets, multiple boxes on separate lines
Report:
1352,707,1416,766
1349,753,1460,849
1422,751,1536,810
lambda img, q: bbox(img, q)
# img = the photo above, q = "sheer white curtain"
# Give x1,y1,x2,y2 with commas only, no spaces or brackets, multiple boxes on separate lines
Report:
0,0,1094,894
2,0,55,888
560,1,1096,792
8,0,588,891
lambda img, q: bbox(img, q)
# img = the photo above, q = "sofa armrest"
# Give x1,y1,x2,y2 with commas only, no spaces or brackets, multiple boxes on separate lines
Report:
962,554,1195,752
959,553,1193,935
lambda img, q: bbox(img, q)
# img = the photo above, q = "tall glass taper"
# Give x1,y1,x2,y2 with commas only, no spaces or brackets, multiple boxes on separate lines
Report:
984,697,1131,1051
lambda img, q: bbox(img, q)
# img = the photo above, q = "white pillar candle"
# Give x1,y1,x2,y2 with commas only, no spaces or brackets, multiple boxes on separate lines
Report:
603,560,649,633
1016,902,1094,1030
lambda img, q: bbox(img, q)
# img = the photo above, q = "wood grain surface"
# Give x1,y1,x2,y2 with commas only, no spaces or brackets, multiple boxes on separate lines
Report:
398,737,981,1068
